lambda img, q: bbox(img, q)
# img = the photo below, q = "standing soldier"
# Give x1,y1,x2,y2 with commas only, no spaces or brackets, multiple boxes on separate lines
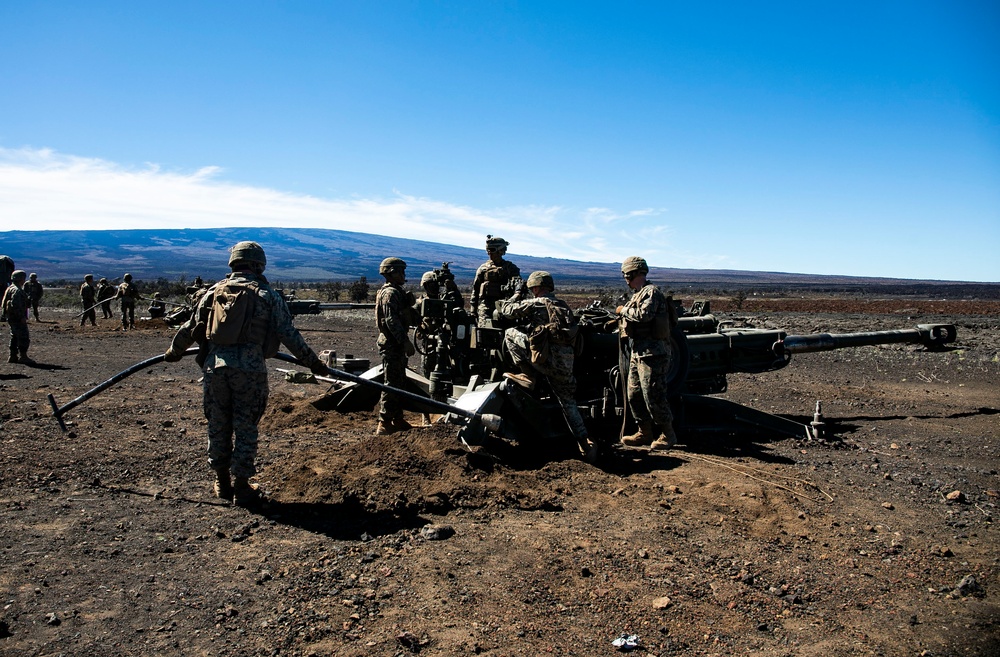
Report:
616,256,677,451
24,273,43,321
79,274,98,327
375,257,418,435
113,273,141,330
2,271,32,364
470,235,520,326
163,241,327,507
495,271,598,462
96,277,115,318
0,256,12,322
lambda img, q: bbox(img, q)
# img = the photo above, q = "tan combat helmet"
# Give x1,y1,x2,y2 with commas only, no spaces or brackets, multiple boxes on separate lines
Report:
123,273,133,282
621,256,649,275
420,271,437,286
485,235,509,256
379,257,407,276
228,241,267,268
526,271,554,290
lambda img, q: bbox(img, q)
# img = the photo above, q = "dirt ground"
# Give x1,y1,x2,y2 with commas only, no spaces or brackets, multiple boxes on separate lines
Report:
1,296,998,657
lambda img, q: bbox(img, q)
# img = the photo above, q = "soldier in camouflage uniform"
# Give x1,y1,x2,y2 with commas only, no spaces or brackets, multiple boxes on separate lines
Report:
24,273,43,321
375,257,418,435
471,235,520,327
96,278,115,318
164,241,327,507
0,256,13,322
113,273,141,330
3,271,32,364
616,256,677,451
79,274,98,327
496,271,598,462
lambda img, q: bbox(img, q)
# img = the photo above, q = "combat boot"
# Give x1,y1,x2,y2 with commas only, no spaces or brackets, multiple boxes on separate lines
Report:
621,422,655,447
233,477,265,508
392,416,413,431
422,413,433,426
7,351,18,364
649,424,678,451
213,468,233,501
375,421,395,436
579,437,600,464
503,372,536,391
18,352,34,366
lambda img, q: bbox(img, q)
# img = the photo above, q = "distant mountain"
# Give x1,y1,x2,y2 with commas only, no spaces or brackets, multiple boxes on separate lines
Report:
1,228,994,294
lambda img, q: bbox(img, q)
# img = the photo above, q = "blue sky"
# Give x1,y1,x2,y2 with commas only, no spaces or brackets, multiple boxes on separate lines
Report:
2,1,998,282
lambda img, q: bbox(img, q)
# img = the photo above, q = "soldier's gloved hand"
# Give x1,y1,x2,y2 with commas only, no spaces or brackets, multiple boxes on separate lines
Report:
404,338,416,357
309,359,329,376
163,348,184,362
615,305,624,315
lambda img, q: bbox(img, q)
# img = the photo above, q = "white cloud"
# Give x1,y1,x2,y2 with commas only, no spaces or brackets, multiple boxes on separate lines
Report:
0,147,677,266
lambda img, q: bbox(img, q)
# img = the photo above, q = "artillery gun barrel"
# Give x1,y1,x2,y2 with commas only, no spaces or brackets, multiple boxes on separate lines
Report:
316,303,375,310
779,323,956,355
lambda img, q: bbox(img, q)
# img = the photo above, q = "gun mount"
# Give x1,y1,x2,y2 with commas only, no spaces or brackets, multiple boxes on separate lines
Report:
314,296,958,455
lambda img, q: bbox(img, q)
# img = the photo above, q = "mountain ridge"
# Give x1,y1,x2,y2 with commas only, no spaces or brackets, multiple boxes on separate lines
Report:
2,227,994,291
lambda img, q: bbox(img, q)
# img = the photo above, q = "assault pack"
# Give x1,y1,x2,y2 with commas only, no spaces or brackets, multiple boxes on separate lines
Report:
205,278,278,358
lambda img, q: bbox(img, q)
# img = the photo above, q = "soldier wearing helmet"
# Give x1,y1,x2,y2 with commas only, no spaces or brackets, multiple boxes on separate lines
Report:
163,240,327,507
471,235,521,327
79,274,98,327
615,256,678,451
96,277,115,318
112,272,141,330
2,270,32,364
24,273,43,322
375,257,419,435
147,291,166,318
495,271,598,462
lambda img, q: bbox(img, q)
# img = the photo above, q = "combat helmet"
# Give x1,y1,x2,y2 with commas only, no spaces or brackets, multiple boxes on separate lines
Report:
123,273,133,282
29,273,37,280
420,271,437,286
10,270,26,282
621,256,649,275
526,271,554,290
485,235,509,256
229,241,267,268
99,277,108,284
379,257,407,276
85,274,94,281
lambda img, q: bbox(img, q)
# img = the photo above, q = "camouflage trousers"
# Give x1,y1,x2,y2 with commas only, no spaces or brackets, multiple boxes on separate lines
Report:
100,301,113,318
120,301,135,329
203,367,269,478
7,321,29,357
81,305,96,326
379,349,407,423
627,350,674,429
505,329,589,440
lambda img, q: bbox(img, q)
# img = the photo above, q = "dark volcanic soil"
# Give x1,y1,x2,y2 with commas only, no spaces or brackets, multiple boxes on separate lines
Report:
1,298,998,657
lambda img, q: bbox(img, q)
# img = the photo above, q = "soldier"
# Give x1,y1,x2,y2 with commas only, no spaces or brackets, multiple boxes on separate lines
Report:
148,292,166,318
96,277,115,318
113,273,141,330
0,256,13,291
495,271,598,462
615,256,677,451
79,274,98,327
375,257,418,435
2,271,32,364
416,270,443,380
470,235,520,326
163,241,327,507
24,273,43,321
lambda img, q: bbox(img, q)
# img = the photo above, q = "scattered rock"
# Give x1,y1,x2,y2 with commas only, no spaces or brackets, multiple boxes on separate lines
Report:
945,490,966,503
420,524,455,541
955,574,983,597
651,596,672,609
45,613,60,626
881,502,895,510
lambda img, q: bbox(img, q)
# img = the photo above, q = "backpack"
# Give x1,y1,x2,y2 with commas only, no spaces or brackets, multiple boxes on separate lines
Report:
206,279,260,346
528,298,580,365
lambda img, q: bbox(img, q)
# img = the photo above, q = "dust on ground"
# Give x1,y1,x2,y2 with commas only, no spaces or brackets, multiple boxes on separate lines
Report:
1,297,998,656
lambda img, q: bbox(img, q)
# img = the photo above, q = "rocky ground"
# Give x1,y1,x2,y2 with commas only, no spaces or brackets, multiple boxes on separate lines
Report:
1,296,998,657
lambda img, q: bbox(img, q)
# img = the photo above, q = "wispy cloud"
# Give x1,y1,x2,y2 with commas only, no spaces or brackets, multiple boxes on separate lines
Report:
0,147,678,266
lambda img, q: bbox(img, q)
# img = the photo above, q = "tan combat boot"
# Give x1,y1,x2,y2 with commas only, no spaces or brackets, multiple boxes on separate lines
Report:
18,352,34,366
649,423,678,451
375,421,395,436
621,422,655,447
503,372,536,390
213,468,233,501
392,416,413,431
233,477,264,508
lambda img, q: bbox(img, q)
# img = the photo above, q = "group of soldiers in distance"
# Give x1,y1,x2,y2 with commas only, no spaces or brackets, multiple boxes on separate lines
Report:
3,237,677,507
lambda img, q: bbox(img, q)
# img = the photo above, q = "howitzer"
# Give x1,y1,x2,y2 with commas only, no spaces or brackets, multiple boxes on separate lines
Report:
318,300,958,452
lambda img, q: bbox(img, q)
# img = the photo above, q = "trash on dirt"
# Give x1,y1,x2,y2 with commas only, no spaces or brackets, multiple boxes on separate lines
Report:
419,524,455,541
281,369,317,384
612,633,641,651
954,574,984,598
